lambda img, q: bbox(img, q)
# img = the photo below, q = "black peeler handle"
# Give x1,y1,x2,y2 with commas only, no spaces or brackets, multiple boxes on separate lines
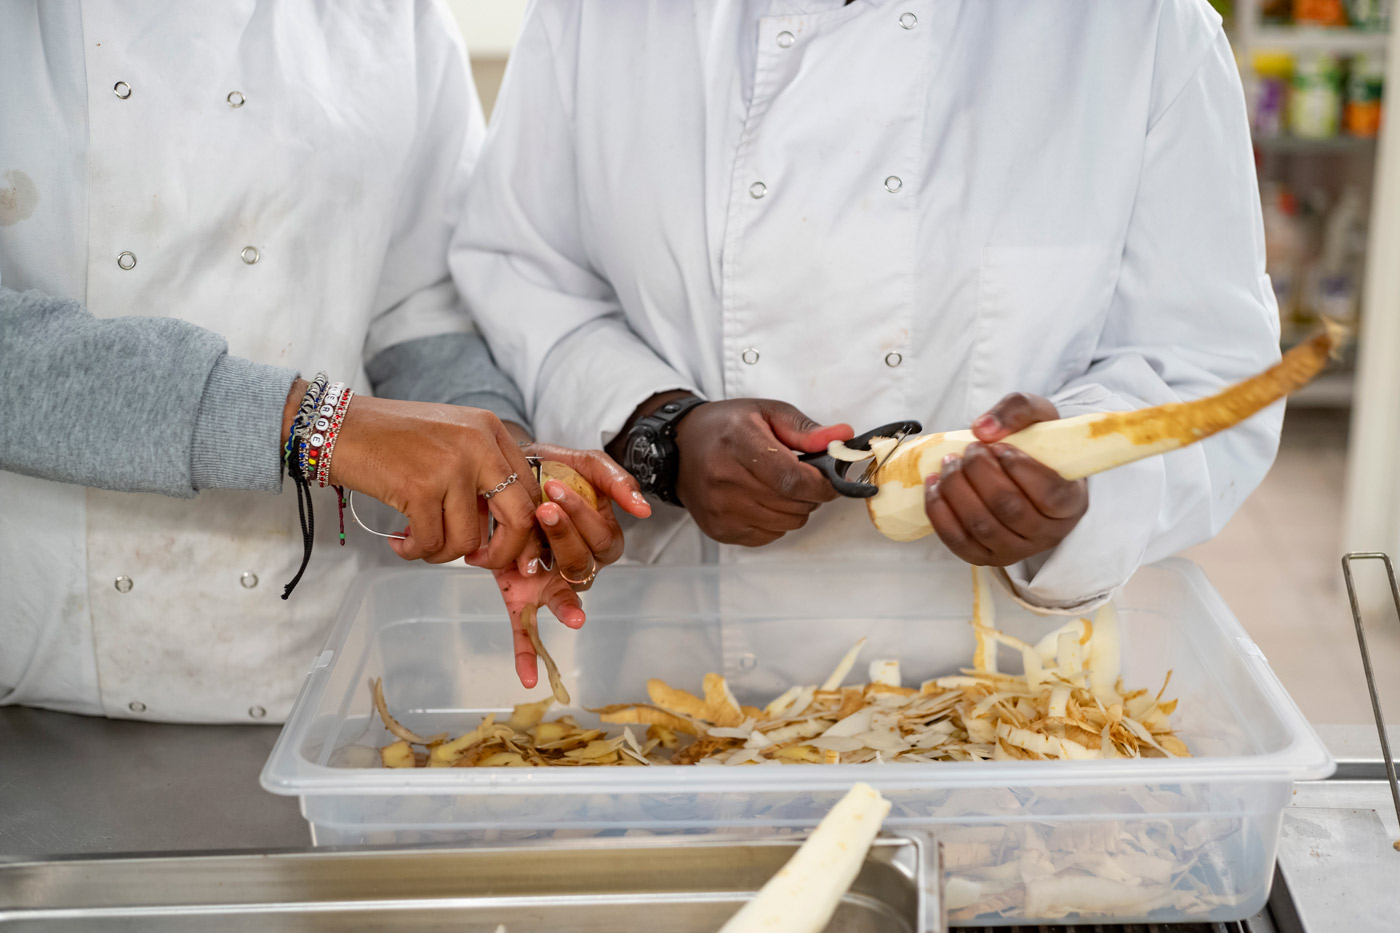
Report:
798,420,923,499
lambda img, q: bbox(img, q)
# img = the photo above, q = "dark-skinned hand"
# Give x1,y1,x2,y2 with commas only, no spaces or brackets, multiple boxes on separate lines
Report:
674,399,853,547
924,393,1088,567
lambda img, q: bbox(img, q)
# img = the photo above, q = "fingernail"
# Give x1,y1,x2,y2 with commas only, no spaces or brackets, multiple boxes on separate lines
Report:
546,481,567,502
526,559,543,575
973,414,999,433
540,506,560,527
942,454,961,471
631,490,648,506
924,473,940,487
992,443,1016,460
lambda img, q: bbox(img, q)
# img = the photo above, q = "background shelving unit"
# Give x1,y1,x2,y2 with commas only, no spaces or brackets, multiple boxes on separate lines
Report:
1228,0,1390,408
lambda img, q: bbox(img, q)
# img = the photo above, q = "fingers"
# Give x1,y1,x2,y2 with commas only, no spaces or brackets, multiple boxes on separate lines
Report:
992,444,1088,520
971,392,1060,443
538,445,651,519
543,480,624,564
511,607,539,689
758,400,854,454
927,453,1028,565
471,447,543,571
542,577,586,629
958,443,1045,540
390,497,447,562
537,501,599,587
924,443,1089,567
746,451,840,505
924,485,996,566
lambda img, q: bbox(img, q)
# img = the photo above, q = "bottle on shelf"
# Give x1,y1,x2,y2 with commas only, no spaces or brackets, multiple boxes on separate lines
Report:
1251,51,1295,138
1344,0,1391,30
1294,0,1350,26
1290,52,1344,138
1313,185,1368,327
1345,52,1386,136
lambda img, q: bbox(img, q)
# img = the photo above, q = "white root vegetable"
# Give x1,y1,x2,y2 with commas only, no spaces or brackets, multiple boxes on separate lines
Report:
718,782,892,933
866,322,1344,541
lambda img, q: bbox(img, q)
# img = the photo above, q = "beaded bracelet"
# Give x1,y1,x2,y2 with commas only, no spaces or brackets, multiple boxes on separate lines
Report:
315,388,354,488
298,381,343,482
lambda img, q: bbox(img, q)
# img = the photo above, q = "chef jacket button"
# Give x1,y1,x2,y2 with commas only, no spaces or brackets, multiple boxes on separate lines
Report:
128,700,146,714
241,245,260,265
748,181,767,199
116,251,137,271
114,575,134,593
899,12,918,29
240,571,259,589
885,351,903,368
248,705,267,719
776,30,795,48
884,175,903,193
113,81,132,99
227,90,246,108
741,348,760,365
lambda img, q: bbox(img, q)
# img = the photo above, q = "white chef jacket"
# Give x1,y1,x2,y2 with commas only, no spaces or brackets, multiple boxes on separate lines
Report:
0,1,485,721
455,0,1282,609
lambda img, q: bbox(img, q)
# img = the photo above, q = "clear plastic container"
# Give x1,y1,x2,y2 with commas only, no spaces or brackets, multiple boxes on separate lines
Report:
262,559,1333,927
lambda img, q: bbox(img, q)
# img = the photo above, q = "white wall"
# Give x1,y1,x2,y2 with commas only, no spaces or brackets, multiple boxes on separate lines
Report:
443,0,529,58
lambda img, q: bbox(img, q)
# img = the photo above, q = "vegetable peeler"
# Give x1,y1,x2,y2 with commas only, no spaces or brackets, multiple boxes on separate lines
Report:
798,420,922,499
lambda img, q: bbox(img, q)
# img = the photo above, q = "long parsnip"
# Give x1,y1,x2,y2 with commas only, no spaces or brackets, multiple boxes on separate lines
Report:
718,782,891,933
867,323,1343,542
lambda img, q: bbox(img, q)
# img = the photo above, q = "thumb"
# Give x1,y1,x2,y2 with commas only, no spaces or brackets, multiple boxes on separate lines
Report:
759,401,854,454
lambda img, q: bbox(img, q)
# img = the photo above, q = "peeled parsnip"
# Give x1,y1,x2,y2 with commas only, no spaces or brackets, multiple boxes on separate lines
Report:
866,322,1344,542
718,782,891,933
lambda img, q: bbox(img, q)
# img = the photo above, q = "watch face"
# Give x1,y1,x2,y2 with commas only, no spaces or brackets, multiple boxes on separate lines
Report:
626,431,661,489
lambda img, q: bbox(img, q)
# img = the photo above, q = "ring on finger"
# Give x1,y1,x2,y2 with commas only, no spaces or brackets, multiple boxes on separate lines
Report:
482,473,519,500
560,557,598,588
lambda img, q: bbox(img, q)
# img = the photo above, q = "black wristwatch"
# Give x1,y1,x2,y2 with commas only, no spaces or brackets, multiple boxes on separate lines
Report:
620,396,707,506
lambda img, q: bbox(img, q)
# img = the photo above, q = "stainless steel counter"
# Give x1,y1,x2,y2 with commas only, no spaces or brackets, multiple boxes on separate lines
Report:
2,707,1398,930
0,707,307,855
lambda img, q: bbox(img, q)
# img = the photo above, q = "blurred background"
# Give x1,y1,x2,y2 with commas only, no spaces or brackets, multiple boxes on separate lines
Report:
445,1,1398,729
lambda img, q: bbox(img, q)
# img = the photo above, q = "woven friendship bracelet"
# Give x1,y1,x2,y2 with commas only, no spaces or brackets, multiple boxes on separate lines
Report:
315,387,354,488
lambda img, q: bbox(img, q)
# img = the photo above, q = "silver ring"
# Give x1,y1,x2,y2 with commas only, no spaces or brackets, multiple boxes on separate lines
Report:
560,557,598,589
482,473,519,500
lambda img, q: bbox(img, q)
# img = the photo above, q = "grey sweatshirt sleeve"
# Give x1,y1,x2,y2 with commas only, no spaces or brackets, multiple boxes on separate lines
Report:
0,287,296,497
365,331,530,432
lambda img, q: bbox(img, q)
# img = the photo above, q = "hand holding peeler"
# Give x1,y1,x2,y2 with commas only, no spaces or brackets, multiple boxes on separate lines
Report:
798,420,922,499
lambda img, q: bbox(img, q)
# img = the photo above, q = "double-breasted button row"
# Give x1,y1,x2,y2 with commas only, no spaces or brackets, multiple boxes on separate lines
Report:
737,348,904,367
773,11,915,49
114,571,260,592
111,82,253,269
112,82,246,106
127,700,267,718
117,246,261,269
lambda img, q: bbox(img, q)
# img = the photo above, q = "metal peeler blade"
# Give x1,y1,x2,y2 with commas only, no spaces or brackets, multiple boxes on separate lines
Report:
798,420,922,499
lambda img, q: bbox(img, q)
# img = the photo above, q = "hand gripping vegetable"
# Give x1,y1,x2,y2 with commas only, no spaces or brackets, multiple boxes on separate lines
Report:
866,322,1344,542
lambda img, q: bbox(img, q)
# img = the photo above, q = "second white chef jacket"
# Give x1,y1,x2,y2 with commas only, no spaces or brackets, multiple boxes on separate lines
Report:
0,0,485,721
454,0,1282,610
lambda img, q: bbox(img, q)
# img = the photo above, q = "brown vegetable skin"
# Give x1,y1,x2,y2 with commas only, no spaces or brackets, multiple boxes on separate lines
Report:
537,461,598,509
867,323,1344,542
